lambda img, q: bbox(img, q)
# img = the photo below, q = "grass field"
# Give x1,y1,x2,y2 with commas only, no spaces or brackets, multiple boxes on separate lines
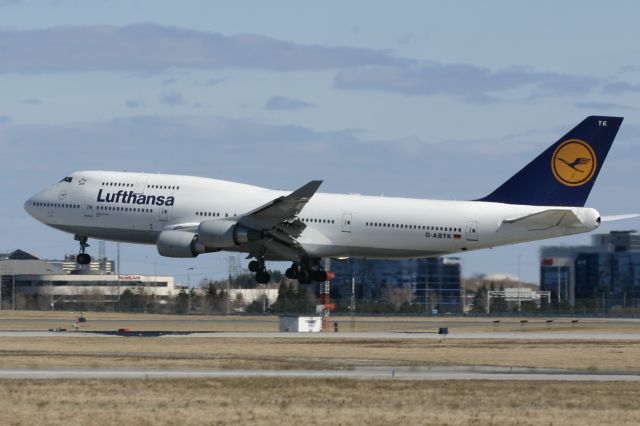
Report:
2,336,640,372
2,378,640,426
2,311,640,425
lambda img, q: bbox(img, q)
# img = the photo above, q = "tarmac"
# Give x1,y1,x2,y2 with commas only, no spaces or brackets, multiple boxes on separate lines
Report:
0,366,639,381
2,330,640,340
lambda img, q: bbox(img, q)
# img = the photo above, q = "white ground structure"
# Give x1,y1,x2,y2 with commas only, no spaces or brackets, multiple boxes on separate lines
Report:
279,316,322,332
14,273,177,301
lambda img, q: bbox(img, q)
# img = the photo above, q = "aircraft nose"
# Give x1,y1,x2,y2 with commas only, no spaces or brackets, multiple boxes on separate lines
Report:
24,195,36,217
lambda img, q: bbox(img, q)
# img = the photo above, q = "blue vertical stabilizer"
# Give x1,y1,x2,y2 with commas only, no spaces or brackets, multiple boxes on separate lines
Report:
478,116,623,206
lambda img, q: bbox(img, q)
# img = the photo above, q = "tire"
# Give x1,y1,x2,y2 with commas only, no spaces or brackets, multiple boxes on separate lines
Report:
311,270,328,282
255,271,270,284
285,268,298,279
248,260,260,272
297,270,311,284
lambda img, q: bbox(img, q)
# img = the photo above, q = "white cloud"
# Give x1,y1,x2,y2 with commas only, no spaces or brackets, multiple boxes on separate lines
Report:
601,81,640,94
0,23,402,73
125,99,144,108
334,64,601,102
264,96,314,110
0,114,592,199
159,92,186,107
575,101,634,111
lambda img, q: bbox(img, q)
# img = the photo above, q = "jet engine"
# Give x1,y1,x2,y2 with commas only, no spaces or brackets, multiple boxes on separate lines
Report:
156,230,212,258
198,219,263,247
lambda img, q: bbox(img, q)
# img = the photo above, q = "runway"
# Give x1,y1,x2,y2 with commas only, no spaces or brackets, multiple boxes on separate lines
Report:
2,330,640,340
1,366,639,381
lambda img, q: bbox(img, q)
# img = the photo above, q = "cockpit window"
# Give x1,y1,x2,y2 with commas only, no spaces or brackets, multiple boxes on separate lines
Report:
60,177,73,183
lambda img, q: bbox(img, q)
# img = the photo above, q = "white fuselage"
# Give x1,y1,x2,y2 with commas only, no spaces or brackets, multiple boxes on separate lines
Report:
25,171,601,260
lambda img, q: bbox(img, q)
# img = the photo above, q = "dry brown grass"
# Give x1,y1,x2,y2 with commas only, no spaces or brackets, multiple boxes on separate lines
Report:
2,312,640,425
1,378,640,425
1,336,640,372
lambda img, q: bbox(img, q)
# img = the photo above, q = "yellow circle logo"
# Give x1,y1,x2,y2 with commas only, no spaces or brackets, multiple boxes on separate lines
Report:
551,139,597,186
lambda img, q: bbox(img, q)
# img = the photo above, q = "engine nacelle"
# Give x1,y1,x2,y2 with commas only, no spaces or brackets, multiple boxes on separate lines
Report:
156,230,211,258
198,219,263,247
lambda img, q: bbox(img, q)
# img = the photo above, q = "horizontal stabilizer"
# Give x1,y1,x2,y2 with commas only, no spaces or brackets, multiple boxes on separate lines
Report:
503,209,580,230
601,214,640,222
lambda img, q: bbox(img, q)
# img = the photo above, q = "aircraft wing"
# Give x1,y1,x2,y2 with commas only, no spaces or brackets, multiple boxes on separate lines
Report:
165,180,322,261
238,180,322,231
503,209,581,231
237,180,323,259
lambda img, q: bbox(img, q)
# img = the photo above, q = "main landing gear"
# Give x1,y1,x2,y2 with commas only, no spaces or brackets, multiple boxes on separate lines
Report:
249,257,334,285
285,260,329,284
74,235,92,265
249,258,270,284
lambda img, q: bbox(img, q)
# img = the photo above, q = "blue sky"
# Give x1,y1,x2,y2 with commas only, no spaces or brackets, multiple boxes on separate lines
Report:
1,0,639,285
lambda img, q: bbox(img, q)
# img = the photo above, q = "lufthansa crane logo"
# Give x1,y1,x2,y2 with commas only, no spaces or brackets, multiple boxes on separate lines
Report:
551,139,597,187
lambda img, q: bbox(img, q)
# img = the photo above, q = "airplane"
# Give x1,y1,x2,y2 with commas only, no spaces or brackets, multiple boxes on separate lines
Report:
24,116,635,284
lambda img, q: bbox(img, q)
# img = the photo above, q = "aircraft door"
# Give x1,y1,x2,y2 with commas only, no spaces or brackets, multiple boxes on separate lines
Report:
134,174,148,194
84,198,94,218
342,213,352,233
466,221,478,241
159,206,171,222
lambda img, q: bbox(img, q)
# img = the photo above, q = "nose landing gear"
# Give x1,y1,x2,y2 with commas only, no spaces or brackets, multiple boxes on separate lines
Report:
74,235,92,265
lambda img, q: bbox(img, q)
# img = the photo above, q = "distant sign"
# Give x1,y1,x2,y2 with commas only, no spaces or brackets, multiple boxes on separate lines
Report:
504,288,534,300
118,275,141,281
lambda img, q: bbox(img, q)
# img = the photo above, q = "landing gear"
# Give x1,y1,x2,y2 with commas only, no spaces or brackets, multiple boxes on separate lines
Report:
248,260,261,273
255,270,271,284
250,257,332,285
74,235,91,265
296,259,331,284
297,269,312,284
285,263,299,280
250,257,271,284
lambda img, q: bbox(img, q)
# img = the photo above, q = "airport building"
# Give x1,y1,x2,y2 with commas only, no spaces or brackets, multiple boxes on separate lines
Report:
330,257,462,313
540,230,640,310
14,273,178,303
1,249,278,311
0,249,178,308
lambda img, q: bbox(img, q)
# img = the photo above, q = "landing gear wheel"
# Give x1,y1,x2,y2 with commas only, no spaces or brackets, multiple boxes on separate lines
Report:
311,270,328,282
256,271,271,284
297,269,311,284
285,263,299,279
74,235,91,265
285,268,298,279
248,260,260,272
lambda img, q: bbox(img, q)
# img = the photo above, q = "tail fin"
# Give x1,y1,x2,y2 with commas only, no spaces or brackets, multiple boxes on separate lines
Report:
478,116,623,207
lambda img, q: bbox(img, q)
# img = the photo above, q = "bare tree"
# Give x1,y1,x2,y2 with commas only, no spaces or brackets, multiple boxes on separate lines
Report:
381,285,412,311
